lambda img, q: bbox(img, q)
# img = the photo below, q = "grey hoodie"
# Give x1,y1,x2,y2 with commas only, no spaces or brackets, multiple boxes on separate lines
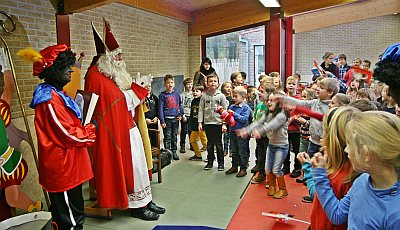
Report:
284,97,331,145
198,90,228,125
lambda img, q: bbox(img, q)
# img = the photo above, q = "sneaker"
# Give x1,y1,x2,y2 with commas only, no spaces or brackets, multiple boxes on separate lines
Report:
172,151,180,160
225,167,238,175
189,155,202,161
296,177,305,183
251,172,266,184
204,159,208,163
200,146,207,152
290,169,301,178
204,163,213,170
302,195,313,203
236,170,247,178
180,146,186,153
218,165,224,171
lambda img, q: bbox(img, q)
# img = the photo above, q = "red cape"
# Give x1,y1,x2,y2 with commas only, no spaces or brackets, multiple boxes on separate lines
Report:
85,66,134,209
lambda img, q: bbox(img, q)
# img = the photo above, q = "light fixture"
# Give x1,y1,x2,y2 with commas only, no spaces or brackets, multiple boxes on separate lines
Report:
259,0,280,7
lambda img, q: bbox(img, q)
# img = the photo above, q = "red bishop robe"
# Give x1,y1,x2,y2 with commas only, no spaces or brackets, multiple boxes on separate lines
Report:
85,66,134,209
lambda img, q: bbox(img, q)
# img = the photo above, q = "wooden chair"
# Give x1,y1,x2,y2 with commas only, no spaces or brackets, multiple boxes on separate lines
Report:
148,129,162,183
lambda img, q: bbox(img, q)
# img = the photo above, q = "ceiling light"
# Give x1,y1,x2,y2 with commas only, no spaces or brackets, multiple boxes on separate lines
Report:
259,0,280,7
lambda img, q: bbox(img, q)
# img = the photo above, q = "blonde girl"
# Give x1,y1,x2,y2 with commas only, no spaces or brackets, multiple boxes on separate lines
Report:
298,106,359,229
221,82,233,156
269,72,283,93
312,111,400,229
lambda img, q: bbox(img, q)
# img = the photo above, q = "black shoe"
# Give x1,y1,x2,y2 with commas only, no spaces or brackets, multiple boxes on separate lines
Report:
172,151,180,160
302,195,313,203
290,169,301,178
180,146,186,153
283,166,290,175
218,165,224,171
189,155,202,161
250,165,261,173
204,162,213,170
148,201,166,214
130,207,159,220
296,177,305,183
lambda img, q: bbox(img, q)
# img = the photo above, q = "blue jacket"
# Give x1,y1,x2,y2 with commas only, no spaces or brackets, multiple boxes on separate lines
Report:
229,102,251,131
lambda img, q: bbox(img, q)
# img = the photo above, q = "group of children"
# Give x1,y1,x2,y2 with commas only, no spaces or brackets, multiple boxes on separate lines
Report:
145,46,400,228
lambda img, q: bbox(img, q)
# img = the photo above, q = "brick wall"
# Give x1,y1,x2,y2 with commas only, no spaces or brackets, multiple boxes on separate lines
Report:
294,14,400,83
0,0,189,117
188,35,201,78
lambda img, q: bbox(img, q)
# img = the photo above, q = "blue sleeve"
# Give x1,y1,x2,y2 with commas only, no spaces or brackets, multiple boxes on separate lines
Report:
302,162,315,197
159,93,165,124
178,93,184,117
233,105,251,123
312,167,350,225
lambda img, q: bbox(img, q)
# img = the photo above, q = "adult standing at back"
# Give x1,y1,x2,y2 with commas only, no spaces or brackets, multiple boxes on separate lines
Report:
194,57,216,89
321,52,339,78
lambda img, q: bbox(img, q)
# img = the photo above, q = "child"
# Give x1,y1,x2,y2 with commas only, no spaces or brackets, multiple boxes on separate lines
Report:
238,92,290,199
337,54,351,81
180,78,194,153
225,86,251,177
270,72,284,93
246,86,258,111
311,111,400,229
198,73,228,171
382,85,396,114
343,58,362,85
356,88,375,101
369,81,385,109
284,76,302,177
221,82,233,156
298,107,359,229
250,83,275,184
346,78,359,101
188,85,207,161
277,78,340,158
144,83,159,147
159,75,183,160
295,88,317,184
230,72,247,88
329,93,351,109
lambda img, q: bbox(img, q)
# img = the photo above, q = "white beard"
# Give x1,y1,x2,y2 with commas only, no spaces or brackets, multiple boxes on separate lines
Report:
98,52,132,90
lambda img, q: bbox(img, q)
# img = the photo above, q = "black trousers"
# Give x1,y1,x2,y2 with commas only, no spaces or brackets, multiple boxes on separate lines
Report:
284,132,301,170
49,184,84,230
255,136,269,173
204,124,224,165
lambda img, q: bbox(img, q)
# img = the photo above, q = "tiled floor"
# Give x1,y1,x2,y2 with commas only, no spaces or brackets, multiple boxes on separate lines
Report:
83,139,257,230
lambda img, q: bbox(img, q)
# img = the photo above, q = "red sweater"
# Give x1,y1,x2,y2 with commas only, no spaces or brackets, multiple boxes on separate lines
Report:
288,94,302,132
310,162,352,230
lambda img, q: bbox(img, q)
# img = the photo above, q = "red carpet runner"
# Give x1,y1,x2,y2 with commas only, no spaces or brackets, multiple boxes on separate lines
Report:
227,175,312,230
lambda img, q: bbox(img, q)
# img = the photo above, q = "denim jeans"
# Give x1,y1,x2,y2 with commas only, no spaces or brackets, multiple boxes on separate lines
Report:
307,141,321,158
230,134,249,170
180,120,191,147
223,126,231,152
163,118,179,152
266,144,289,176
299,138,310,153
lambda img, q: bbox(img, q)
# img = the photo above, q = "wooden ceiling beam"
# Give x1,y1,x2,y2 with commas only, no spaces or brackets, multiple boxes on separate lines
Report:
64,0,115,13
293,0,400,33
118,0,192,22
189,0,269,36
281,0,359,16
